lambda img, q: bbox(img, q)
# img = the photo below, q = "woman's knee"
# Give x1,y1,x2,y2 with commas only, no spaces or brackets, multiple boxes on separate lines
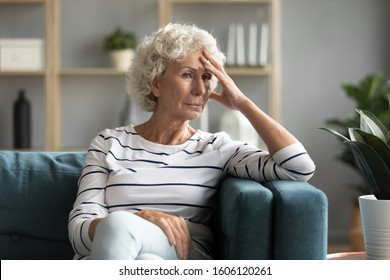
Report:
96,211,133,235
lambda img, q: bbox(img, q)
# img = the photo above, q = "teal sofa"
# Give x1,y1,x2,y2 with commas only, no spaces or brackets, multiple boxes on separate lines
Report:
0,151,328,260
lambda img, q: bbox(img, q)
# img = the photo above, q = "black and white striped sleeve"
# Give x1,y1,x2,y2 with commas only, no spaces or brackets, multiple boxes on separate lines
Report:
224,142,316,183
68,131,109,258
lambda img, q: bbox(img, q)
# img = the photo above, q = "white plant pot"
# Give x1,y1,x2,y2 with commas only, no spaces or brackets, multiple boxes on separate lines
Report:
359,194,390,260
109,49,134,71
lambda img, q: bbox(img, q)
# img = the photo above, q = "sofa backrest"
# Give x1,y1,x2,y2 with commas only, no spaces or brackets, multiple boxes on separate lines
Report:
0,151,86,260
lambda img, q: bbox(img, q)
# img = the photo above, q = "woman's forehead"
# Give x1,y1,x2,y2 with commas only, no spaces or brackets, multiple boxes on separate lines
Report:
169,50,205,70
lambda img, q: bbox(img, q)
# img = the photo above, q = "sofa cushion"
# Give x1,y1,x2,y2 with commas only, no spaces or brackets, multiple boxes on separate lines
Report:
0,151,86,259
214,177,273,259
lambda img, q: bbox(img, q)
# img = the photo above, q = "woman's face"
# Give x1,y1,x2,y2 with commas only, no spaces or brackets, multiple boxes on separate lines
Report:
151,50,213,121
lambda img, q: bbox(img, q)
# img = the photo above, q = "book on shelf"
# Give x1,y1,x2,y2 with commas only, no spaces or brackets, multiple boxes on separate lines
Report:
227,23,236,66
226,23,269,67
248,23,257,66
259,22,269,66
235,24,245,66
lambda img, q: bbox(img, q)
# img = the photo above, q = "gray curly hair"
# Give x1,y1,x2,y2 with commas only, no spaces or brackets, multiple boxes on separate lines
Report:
126,23,226,112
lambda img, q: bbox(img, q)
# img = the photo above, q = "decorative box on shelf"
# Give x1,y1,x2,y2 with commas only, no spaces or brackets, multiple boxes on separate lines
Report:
0,38,44,70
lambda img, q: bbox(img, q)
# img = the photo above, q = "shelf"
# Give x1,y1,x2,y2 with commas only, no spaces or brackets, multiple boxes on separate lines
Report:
169,0,271,3
226,66,271,75
0,70,45,76
0,0,45,3
59,66,270,77
60,68,126,76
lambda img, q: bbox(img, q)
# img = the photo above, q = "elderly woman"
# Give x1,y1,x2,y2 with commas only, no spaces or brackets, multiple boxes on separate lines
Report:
68,23,315,260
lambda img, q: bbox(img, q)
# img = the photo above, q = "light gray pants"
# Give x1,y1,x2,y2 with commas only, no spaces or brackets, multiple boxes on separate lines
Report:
90,211,212,260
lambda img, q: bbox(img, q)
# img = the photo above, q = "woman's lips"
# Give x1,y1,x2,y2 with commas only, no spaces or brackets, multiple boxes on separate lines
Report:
185,103,203,109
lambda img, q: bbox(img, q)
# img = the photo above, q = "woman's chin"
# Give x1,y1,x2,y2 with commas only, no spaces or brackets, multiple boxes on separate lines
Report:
188,111,203,120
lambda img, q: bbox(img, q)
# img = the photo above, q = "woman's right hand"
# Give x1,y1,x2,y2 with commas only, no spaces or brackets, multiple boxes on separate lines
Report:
136,210,192,260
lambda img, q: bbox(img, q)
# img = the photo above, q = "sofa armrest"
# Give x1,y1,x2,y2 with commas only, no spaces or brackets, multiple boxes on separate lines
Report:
214,176,273,260
264,180,328,260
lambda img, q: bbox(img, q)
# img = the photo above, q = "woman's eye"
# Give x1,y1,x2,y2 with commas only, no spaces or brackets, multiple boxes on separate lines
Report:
182,73,192,78
202,73,212,80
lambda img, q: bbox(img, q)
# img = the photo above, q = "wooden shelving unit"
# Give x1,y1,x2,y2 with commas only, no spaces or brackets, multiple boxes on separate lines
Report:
0,0,59,150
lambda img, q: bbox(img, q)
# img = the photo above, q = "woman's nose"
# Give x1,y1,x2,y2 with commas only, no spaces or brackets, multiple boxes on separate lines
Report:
191,77,207,96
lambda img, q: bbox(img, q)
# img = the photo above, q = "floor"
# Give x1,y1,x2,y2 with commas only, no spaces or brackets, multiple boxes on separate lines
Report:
327,243,353,254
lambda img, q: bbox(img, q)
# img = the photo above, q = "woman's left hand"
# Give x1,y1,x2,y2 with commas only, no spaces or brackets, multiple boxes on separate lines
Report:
136,210,192,260
201,51,249,110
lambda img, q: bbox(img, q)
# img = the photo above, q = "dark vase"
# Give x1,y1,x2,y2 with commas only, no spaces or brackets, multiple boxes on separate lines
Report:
13,89,31,149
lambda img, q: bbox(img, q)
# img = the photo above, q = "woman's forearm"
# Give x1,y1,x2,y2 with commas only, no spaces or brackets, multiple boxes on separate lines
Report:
236,98,298,156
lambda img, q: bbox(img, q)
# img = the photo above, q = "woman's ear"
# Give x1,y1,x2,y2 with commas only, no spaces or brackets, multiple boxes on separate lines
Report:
150,78,161,97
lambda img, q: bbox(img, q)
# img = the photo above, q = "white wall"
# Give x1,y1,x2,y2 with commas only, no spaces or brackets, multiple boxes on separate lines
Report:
280,0,390,244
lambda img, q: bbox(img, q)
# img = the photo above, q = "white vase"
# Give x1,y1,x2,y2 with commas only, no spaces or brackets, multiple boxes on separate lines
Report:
109,49,134,71
348,205,365,251
220,110,259,147
359,194,390,260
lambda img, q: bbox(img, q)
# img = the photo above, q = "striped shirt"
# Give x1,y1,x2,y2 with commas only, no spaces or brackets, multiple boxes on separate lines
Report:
68,125,315,259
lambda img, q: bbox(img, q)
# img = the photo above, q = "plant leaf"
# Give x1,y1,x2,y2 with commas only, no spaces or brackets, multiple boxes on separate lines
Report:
342,83,362,101
319,127,350,142
388,93,390,111
353,129,390,168
351,128,365,143
345,141,390,200
356,109,388,141
348,128,358,141
387,131,390,147
367,72,383,99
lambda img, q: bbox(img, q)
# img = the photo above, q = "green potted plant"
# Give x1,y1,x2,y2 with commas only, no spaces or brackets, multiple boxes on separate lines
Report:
321,107,390,199
321,96,390,259
103,27,137,70
325,72,390,205
324,72,390,251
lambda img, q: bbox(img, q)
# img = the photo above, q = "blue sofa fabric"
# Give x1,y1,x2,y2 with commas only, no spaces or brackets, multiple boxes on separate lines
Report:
215,177,273,259
265,180,328,260
0,151,85,259
0,151,328,260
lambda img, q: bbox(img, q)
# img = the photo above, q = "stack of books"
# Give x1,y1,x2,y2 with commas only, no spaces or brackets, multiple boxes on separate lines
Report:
226,23,269,67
